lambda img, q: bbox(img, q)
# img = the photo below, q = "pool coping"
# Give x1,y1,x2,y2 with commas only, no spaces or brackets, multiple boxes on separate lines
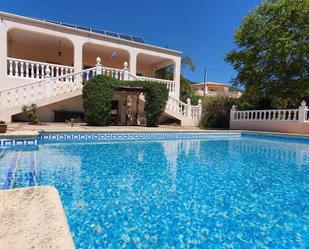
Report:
0,186,75,249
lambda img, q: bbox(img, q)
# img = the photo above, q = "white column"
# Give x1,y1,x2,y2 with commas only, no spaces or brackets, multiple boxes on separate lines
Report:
230,105,237,121
173,57,181,100
298,100,307,122
129,50,137,77
73,40,83,85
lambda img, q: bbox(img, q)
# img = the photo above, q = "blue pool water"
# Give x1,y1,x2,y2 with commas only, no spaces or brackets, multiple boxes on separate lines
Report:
0,134,308,248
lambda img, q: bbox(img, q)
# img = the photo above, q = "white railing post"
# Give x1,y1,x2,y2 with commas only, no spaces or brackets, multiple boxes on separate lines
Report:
230,105,237,121
44,67,53,98
96,57,102,75
123,61,129,81
298,100,307,122
186,98,192,119
198,99,202,119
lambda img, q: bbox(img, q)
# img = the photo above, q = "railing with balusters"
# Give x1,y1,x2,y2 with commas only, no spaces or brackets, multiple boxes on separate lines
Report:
1,57,203,125
165,96,202,121
135,76,175,94
0,66,97,110
166,96,188,117
232,109,299,122
231,101,309,125
7,57,75,79
230,102,309,133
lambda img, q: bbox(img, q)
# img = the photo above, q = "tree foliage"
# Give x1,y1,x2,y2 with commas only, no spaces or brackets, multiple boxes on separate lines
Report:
226,0,309,108
82,75,168,127
199,96,236,129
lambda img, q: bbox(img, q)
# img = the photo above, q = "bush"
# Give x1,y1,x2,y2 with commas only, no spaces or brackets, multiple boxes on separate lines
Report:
82,75,168,127
21,104,39,124
83,75,117,125
200,96,236,129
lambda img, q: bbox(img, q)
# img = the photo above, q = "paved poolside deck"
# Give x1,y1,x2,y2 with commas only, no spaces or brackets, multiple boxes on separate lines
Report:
2,122,206,137
0,186,75,249
1,122,308,138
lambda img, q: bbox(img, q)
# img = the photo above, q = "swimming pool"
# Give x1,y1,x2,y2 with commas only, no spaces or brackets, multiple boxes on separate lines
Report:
0,132,308,248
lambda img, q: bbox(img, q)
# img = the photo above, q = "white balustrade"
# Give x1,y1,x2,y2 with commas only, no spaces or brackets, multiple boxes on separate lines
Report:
7,57,74,79
165,96,202,121
232,108,299,122
2,56,202,125
231,101,309,124
135,76,176,95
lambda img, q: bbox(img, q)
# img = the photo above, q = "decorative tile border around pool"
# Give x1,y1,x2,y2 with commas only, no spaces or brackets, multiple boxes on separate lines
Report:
38,132,242,142
1,131,309,148
243,132,309,143
0,138,37,148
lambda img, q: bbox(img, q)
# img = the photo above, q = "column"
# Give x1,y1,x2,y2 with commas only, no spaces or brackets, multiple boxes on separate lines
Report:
298,101,307,122
129,50,137,77
73,40,84,87
173,57,181,100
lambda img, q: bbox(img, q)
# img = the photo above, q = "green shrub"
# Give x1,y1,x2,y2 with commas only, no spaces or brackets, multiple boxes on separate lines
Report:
200,96,236,129
83,75,117,125
21,104,39,124
82,75,168,127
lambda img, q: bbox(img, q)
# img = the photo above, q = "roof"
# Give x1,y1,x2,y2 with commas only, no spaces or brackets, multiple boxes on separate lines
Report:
192,82,229,87
0,11,182,57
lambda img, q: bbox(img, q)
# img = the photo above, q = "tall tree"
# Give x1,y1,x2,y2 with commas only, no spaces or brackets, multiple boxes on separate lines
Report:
226,0,309,108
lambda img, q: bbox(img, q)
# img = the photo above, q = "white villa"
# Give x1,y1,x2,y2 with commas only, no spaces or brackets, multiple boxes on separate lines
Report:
0,12,201,126
192,82,242,98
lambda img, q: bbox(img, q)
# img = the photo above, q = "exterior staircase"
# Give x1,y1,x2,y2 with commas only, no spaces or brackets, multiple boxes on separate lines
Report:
0,59,202,126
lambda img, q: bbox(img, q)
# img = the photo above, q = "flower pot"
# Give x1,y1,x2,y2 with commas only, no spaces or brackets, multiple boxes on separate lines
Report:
0,124,7,133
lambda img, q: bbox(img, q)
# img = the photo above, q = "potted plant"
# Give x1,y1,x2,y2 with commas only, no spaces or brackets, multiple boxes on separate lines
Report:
0,120,7,133
22,104,39,124
66,118,76,127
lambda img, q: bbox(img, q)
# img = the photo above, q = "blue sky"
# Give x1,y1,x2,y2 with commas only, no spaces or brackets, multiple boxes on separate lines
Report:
1,0,262,84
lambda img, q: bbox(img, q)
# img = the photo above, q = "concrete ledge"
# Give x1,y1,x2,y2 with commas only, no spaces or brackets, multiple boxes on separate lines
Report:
0,186,75,249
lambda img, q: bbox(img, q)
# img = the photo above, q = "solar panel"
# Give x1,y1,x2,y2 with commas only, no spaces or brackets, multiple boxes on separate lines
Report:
132,36,145,43
41,19,145,44
76,25,91,31
105,31,119,38
92,29,106,35
62,23,77,29
119,34,132,41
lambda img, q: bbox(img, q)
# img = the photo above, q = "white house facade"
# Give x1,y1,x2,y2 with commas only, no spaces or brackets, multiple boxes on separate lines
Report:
0,12,202,126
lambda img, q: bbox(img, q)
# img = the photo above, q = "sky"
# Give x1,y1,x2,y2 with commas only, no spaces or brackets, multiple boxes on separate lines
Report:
1,0,263,85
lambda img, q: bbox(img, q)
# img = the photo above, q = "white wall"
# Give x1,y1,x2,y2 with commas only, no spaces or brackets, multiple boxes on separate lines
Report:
230,120,309,134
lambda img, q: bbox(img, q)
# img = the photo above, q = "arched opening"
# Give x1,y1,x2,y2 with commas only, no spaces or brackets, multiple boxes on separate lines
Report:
136,53,175,79
7,28,74,66
82,43,130,69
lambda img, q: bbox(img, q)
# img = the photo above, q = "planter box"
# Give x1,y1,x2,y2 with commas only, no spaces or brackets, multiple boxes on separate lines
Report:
0,124,7,133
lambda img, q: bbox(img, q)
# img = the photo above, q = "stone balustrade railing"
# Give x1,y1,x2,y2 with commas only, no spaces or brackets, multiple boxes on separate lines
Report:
231,101,309,123
7,57,75,79
135,76,175,94
0,66,97,109
166,96,202,121
1,57,202,125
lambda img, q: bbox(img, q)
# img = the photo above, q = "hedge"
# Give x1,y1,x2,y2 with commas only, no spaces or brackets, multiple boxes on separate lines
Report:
199,96,236,129
82,75,169,127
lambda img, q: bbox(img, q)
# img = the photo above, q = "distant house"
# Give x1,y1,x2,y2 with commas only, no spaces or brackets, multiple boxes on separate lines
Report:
191,82,242,98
